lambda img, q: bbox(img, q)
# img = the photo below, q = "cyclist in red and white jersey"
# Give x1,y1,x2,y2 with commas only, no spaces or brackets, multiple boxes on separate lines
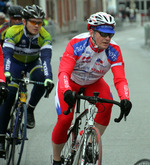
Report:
0,44,8,153
0,45,8,101
51,12,132,165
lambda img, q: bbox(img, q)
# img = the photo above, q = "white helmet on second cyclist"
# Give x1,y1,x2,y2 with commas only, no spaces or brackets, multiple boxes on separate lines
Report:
87,12,116,34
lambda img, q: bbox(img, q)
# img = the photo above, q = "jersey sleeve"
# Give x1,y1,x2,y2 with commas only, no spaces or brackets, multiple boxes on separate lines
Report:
58,39,77,94
2,26,15,73
39,27,53,79
110,44,130,100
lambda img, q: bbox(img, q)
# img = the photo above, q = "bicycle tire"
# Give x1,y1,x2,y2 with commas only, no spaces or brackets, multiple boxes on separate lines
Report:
5,111,15,165
134,159,150,165
9,103,27,165
61,125,76,165
75,127,102,165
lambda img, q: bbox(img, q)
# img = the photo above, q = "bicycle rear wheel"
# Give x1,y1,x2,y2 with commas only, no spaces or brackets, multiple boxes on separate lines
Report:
76,127,102,165
8,103,27,165
61,125,76,165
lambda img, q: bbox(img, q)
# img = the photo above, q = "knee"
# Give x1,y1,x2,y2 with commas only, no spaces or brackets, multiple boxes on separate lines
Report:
30,67,45,82
95,103,113,126
52,115,73,143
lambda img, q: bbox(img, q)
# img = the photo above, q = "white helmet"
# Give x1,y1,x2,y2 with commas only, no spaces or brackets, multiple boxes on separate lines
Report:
87,12,116,30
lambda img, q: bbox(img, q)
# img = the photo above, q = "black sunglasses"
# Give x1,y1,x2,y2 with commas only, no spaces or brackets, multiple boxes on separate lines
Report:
95,30,114,38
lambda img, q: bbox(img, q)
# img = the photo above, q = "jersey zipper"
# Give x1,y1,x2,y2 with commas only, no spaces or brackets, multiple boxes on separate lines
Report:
25,38,32,63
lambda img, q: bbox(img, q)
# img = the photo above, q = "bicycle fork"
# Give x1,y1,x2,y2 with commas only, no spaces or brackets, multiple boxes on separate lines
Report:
13,108,22,140
72,129,88,165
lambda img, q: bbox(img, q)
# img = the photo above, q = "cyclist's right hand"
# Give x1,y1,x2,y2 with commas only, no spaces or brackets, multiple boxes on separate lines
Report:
44,79,54,98
64,90,76,108
5,72,12,84
0,82,9,104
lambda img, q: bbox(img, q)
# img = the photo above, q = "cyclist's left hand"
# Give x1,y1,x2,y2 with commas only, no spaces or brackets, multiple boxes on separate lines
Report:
0,82,9,104
44,79,54,97
120,99,132,117
5,72,12,84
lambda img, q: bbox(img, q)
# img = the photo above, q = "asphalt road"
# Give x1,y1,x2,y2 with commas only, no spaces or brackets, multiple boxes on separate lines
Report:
1,21,150,165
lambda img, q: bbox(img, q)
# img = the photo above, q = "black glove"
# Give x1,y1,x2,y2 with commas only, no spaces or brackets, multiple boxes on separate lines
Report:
44,79,54,98
0,82,9,104
120,99,132,117
64,90,76,108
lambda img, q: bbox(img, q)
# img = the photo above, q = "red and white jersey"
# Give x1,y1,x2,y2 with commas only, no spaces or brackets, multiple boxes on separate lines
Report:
0,45,6,83
58,32,130,100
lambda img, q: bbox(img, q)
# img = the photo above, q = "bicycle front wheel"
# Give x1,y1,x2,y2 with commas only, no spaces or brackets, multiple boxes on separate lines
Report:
61,125,76,165
76,127,102,165
9,103,27,165
5,111,15,165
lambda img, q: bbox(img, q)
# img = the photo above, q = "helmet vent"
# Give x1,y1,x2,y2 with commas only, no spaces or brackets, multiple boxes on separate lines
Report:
87,12,116,30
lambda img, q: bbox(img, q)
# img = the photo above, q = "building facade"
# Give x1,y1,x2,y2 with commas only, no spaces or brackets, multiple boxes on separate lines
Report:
117,0,150,14
52,0,103,32
14,0,150,32
13,0,39,7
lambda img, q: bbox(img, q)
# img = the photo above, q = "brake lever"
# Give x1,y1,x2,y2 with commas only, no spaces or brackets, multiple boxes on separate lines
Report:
63,106,73,115
114,109,124,123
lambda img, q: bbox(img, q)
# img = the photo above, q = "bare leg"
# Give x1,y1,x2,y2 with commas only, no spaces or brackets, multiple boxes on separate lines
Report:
52,142,65,161
95,122,107,136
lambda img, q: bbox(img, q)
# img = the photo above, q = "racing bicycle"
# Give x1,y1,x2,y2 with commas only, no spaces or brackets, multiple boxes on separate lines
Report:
61,88,124,165
3,71,54,165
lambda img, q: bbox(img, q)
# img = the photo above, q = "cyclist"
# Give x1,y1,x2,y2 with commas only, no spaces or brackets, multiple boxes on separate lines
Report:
0,5,23,46
0,4,54,152
51,12,132,165
0,45,8,154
